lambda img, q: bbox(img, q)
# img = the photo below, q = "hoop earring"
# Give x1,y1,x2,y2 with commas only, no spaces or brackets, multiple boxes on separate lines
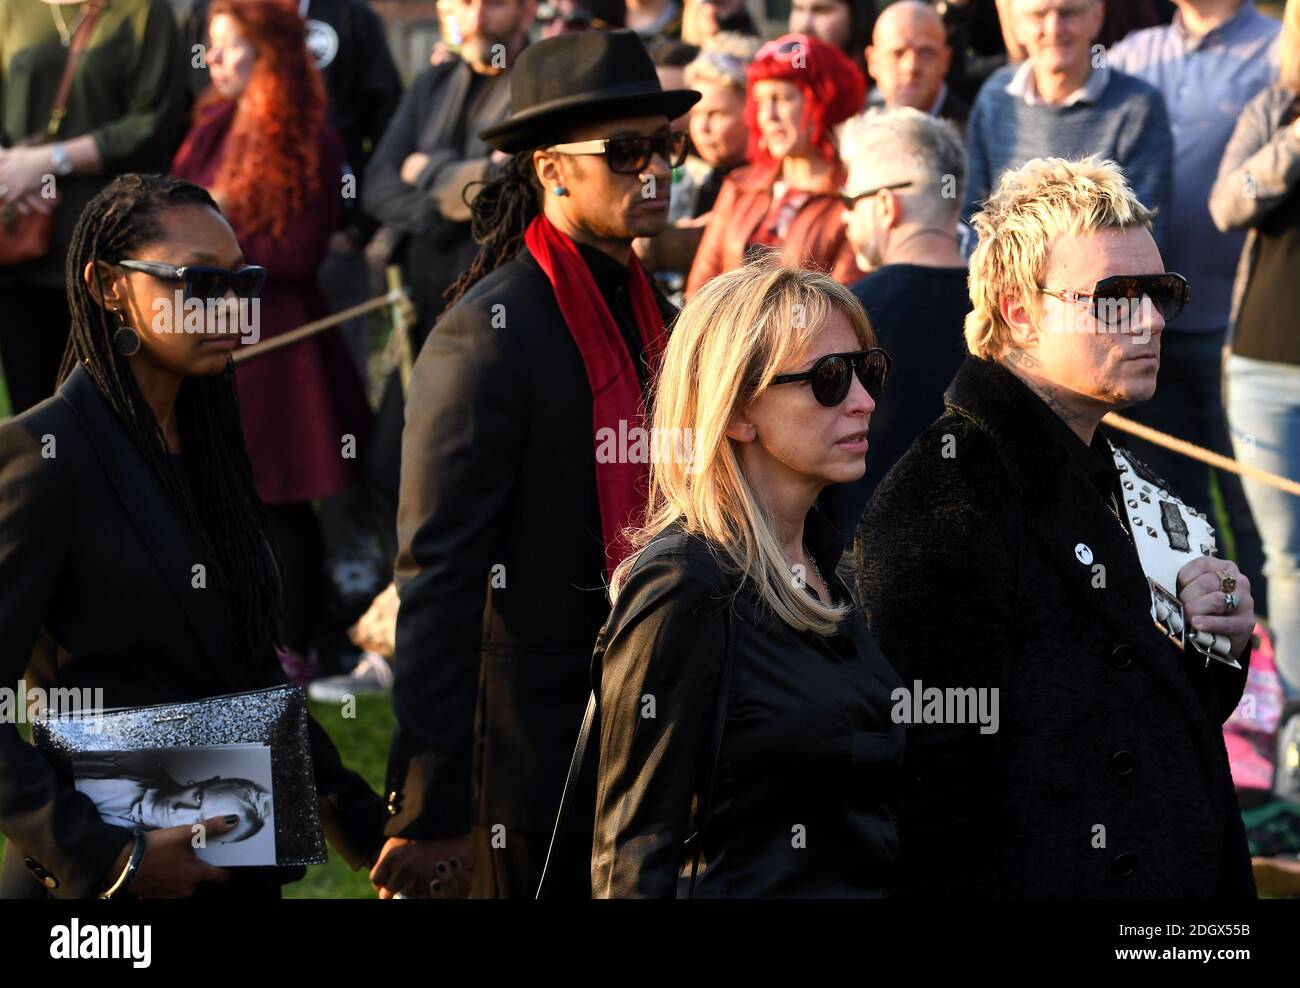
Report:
553,185,568,197
111,310,141,357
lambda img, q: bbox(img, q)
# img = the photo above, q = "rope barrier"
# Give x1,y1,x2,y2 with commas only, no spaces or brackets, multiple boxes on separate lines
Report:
225,273,1300,501
231,273,414,365
1104,412,1300,498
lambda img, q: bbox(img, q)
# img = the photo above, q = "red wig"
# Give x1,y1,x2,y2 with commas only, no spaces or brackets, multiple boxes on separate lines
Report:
198,0,325,240
744,33,865,183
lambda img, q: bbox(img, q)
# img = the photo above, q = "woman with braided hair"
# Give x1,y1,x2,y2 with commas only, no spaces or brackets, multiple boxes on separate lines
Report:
172,0,372,682
0,173,387,899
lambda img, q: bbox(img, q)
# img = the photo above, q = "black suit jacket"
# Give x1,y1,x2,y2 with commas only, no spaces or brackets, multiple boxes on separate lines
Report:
856,356,1254,897
386,246,675,842
0,365,386,899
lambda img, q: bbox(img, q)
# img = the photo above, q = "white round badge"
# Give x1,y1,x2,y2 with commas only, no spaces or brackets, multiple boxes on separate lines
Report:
305,19,339,69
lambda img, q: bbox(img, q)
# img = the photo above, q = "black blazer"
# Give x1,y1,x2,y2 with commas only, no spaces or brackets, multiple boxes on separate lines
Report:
386,247,676,844
591,511,905,898
0,365,386,899
856,356,1254,898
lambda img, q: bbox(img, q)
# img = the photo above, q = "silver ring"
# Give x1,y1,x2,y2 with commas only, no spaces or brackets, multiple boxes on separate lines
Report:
1224,592,1239,613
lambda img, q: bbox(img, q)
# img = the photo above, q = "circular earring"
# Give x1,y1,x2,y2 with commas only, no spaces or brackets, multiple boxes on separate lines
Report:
553,185,568,197
111,310,141,357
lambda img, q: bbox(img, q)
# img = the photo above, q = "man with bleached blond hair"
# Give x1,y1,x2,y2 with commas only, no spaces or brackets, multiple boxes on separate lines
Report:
857,155,1257,898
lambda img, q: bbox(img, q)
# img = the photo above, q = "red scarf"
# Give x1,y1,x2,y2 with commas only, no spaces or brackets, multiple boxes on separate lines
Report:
524,214,668,577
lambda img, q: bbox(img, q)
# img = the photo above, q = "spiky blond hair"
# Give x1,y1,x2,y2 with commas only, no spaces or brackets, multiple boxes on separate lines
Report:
964,155,1155,359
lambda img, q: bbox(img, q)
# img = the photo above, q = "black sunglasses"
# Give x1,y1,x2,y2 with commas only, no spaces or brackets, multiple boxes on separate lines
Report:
771,348,891,406
546,131,689,175
116,259,267,302
1038,272,1189,328
840,181,914,211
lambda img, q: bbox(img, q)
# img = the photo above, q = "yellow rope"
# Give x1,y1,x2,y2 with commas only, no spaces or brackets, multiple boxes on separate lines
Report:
1104,412,1300,498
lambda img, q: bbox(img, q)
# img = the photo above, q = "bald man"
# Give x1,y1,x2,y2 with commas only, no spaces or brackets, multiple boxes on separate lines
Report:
866,0,968,128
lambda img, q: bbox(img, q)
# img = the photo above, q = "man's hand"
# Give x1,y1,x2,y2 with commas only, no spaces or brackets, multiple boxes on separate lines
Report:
105,814,237,899
429,40,455,66
1177,556,1255,659
370,834,475,899
400,152,433,186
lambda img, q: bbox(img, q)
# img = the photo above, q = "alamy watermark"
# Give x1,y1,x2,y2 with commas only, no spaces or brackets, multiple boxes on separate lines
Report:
0,681,105,728
891,680,1000,735
151,291,261,345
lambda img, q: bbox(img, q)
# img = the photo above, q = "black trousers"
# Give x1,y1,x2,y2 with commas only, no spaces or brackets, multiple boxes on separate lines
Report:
265,502,325,660
0,282,72,415
470,825,592,899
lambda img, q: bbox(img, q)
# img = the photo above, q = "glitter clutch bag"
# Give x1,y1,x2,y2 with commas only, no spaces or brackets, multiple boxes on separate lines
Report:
32,685,327,867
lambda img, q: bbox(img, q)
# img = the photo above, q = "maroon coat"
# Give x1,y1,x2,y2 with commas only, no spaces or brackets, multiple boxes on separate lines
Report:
172,100,370,505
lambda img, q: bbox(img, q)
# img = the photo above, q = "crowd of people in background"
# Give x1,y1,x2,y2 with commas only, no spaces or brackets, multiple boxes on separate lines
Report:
2,0,1300,900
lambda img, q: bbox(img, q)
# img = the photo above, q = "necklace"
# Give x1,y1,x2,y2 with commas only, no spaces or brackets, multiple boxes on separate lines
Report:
803,544,830,605
1106,489,1135,546
49,2,89,47
1100,439,1136,546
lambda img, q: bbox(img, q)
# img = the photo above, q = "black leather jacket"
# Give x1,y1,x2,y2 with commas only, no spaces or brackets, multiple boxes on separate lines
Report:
590,510,904,898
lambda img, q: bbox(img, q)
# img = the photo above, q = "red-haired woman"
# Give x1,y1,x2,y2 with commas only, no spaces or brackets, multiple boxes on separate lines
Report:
685,34,865,298
172,0,370,679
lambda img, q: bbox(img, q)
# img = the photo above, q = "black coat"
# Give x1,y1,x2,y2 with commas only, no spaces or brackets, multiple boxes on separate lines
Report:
591,510,904,898
386,247,675,848
855,356,1254,898
0,365,387,899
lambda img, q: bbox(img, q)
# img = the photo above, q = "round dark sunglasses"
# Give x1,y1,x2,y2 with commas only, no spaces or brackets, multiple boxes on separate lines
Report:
116,259,267,302
545,131,689,175
771,347,892,406
1038,272,1189,328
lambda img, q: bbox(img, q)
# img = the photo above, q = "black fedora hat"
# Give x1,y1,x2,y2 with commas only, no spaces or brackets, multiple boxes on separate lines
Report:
479,30,701,154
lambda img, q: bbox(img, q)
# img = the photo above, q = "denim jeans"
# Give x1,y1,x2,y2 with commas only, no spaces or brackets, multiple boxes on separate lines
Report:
1122,327,1268,612
1226,353,1300,697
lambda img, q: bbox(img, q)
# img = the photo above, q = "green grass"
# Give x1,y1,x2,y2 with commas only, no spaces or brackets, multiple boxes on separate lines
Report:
288,696,395,899
0,372,9,421
0,695,395,899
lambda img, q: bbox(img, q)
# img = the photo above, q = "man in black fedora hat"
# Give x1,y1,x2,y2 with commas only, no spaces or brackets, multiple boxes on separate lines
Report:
369,29,699,899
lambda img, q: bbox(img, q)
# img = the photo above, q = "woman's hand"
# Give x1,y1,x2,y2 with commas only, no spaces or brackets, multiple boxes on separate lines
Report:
104,814,238,899
0,146,54,202
1177,556,1255,659
4,189,56,217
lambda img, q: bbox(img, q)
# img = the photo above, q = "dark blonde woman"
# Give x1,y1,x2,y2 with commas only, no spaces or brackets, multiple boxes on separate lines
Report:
590,256,901,898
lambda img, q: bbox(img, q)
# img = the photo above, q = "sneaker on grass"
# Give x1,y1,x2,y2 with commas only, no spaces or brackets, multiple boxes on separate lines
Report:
308,651,393,702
